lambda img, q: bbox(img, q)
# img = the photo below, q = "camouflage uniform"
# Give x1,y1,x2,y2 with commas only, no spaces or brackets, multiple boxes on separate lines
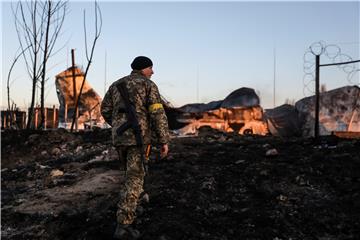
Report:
101,70,170,225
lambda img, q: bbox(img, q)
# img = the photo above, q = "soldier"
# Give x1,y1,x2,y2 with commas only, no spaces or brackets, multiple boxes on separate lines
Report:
101,56,170,239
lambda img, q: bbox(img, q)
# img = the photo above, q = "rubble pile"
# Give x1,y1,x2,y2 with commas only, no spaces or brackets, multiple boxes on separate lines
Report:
1,129,360,239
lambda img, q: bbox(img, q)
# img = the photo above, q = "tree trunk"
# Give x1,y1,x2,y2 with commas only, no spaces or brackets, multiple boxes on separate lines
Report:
27,75,37,129
26,2,38,129
40,0,52,129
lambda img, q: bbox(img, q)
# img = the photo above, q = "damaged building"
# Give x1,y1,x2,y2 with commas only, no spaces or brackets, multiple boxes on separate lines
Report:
55,67,105,129
171,87,269,136
264,85,360,137
295,85,360,136
168,85,360,138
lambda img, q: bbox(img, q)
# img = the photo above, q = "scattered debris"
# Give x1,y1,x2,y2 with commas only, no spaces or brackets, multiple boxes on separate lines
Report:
332,131,360,139
50,169,64,177
266,148,279,156
51,147,61,156
1,128,360,239
235,159,246,164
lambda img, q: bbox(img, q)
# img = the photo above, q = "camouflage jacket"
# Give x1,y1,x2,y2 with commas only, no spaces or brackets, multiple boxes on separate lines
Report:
101,70,170,146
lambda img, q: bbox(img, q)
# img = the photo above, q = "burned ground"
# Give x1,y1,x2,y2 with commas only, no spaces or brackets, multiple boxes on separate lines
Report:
1,128,360,239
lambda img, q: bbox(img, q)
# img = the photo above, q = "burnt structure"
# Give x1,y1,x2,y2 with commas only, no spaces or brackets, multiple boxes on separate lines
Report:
1,110,26,130
55,67,105,129
169,85,360,138
295,85,360,136
173,88,268,135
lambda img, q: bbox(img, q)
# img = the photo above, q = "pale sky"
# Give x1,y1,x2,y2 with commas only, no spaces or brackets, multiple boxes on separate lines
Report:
1,0,359,110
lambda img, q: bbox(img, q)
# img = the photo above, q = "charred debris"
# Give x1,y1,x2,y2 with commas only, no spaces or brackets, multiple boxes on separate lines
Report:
1,85,360,239
2,124,360,239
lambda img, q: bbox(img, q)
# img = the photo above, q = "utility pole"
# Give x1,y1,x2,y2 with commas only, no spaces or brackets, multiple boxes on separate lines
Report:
196,65,199,103
104,51,107,96
273,47,276,108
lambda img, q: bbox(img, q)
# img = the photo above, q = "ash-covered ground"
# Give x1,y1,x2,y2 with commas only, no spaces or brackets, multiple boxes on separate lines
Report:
1,128,360,240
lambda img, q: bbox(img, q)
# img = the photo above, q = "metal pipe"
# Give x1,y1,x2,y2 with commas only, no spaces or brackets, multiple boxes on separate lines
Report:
320,59,360,67
315,55,320,140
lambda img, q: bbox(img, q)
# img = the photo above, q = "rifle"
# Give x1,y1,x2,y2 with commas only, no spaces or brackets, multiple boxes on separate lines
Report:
115,82,149,174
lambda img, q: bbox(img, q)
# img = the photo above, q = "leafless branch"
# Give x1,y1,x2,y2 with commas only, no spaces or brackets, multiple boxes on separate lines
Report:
71,1,102,131
6,46,31,126
12,0,68,129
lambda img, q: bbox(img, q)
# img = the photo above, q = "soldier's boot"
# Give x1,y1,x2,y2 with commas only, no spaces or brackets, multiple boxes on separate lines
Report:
113,224,140,240
113,224,128,239
139,192,150,204
127,227,140,239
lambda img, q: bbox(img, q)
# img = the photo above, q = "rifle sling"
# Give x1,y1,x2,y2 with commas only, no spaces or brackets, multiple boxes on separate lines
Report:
115,82,149,174
116,82,143,147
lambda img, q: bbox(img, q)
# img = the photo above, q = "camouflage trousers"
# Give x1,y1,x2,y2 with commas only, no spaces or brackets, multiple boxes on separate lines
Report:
116,146,145,225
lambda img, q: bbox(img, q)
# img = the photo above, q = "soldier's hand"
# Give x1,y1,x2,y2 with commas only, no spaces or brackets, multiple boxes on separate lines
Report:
160,144,169,159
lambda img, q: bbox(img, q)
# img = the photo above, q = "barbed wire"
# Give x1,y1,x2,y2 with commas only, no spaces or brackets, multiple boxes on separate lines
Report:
303,41,359,96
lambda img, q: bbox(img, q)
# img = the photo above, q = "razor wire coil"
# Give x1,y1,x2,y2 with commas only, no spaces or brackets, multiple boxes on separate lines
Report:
303,41,359,96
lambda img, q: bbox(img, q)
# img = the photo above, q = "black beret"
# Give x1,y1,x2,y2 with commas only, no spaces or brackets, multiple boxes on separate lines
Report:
131,56,153,70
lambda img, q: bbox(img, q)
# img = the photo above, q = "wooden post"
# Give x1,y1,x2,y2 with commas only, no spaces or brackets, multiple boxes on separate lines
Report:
23,112,26,129
12,111,15,127
34,108,38,129
65,103,68,125
3,113,7,129
53,105,56,129
44,107,47,130
75,107,79,131
5,111,10,129
89,110,93,129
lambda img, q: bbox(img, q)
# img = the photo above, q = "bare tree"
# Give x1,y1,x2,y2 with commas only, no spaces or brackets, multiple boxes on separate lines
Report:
70,1,102,132
12,0,67,129
39,1,67,128
7,46,30,128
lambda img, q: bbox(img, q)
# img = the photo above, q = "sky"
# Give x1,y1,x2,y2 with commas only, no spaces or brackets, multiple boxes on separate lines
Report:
1,0,359,110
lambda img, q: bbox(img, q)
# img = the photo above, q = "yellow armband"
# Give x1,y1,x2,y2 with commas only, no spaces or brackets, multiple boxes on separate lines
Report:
149,103,164,112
